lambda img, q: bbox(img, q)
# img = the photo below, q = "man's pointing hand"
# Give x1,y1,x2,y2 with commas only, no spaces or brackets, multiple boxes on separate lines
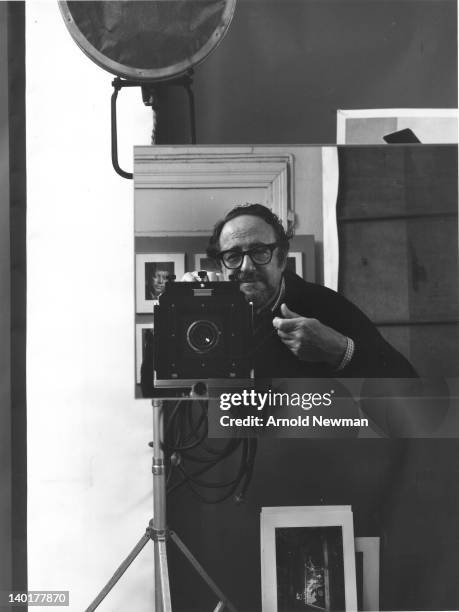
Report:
272,304,348,367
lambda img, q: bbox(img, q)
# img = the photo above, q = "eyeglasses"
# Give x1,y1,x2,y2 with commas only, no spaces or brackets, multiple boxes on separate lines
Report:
217,242,280,270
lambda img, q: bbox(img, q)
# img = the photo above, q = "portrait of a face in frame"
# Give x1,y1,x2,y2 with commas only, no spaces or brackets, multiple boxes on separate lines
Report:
145,261,175,299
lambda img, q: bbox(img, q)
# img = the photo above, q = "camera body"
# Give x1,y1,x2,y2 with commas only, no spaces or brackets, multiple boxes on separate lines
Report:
153,280,254,386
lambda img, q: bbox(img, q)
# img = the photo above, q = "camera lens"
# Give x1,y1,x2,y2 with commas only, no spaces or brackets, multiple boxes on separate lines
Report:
186,320,220,354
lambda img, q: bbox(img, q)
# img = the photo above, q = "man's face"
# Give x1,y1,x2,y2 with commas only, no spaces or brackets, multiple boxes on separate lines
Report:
152,270,168,297
218,215,286,309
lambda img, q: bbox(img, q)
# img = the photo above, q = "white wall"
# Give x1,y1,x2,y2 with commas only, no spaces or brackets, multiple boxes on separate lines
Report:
27,3,155,610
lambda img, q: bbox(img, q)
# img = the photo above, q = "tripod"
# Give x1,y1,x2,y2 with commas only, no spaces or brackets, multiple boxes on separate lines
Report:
85,398,238,612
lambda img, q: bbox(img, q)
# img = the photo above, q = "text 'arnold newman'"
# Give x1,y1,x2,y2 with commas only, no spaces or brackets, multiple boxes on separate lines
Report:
219,415,369,428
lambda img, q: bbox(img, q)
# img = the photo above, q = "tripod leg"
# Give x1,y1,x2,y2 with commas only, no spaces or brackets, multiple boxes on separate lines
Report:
85,531,151,612
151,399,173,611
155,538,172,612
169,531,239,612
154,543,162,611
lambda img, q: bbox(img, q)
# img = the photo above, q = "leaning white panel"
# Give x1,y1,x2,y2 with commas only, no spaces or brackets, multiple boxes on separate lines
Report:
337,108,458,144
321,147,340,292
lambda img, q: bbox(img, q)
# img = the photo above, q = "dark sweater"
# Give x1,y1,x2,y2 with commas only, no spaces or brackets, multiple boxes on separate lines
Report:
250,271,416,378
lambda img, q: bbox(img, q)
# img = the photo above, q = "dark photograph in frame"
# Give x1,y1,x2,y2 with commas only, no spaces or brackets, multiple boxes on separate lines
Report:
135,253,185,313
275,525,345,611
144,261,174,299
261,506,357,612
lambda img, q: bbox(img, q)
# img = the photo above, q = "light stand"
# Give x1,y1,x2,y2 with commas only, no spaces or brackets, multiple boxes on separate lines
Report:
85,398,238,612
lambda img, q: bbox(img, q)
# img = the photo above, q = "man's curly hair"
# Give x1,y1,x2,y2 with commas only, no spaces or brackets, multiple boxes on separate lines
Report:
206,203,292,264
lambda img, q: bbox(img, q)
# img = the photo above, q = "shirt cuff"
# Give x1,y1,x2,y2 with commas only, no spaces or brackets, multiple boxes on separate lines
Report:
335,337,355,371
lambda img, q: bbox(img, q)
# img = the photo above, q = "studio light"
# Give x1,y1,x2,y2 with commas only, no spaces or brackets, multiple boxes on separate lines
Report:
59,0,237,177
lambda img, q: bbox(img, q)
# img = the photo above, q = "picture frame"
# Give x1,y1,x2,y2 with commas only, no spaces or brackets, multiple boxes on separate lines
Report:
135,253,185,313
354,537,380,612
135,322,154,384
261,506,357,612
285,252,303,278
194,253,223,274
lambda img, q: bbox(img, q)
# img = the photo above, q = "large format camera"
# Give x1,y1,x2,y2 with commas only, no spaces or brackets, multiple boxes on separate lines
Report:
153,278,254,387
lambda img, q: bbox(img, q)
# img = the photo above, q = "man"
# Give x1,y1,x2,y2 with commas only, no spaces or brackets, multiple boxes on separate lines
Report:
184,203,416,378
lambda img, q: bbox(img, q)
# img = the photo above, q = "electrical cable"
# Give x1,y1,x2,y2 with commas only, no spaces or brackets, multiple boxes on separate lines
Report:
160,397,257,504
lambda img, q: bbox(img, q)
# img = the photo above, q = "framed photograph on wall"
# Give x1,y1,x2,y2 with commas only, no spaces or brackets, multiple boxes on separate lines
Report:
135,253,185,313
261,506,357,612
135,322,154,384
285,252,303,278
194,253,222,273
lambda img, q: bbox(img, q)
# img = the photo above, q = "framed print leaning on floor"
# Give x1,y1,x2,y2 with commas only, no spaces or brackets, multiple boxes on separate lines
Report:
261,506,357,612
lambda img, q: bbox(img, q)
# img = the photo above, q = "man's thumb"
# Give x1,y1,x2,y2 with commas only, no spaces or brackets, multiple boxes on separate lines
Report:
280,303,300,318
